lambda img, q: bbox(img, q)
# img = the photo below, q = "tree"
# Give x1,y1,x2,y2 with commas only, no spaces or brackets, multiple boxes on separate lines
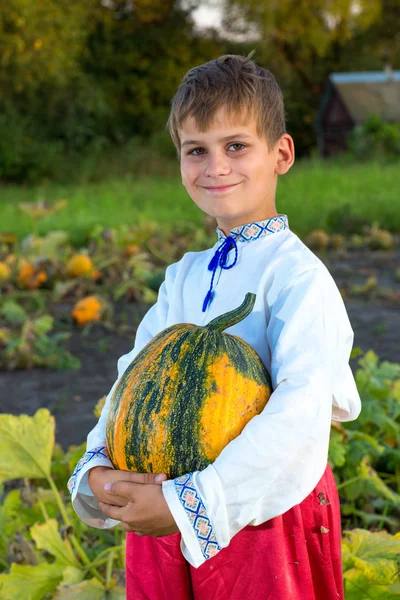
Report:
0,0,94,96
220,0,384,154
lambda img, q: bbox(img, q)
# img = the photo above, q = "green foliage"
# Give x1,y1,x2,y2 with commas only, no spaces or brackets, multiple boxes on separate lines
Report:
0,0,92,93
0,347,399,596
0,409,55,483
348,114,400,160
0,408,126,598
329,350,400,531
0,301,80,370
342,528,400,599
0,107,64,183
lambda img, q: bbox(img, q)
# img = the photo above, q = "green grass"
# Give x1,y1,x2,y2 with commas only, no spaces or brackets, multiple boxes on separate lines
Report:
1,156,399,246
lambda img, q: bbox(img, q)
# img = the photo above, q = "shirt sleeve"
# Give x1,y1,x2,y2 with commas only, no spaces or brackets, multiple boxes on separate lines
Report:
162,266,361,567
68,263,176,528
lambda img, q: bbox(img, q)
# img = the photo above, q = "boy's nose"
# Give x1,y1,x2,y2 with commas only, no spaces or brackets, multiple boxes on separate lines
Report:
205,154,232,178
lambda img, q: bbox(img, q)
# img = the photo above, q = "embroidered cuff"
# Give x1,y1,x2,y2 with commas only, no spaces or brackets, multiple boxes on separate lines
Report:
68,446,111,495
174,473,222,560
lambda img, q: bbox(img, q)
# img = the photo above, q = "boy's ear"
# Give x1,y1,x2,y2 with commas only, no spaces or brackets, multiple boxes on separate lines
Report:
275,134,295,175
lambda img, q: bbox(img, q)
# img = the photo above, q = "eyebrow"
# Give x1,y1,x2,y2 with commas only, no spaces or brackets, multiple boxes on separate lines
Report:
181,133,252,147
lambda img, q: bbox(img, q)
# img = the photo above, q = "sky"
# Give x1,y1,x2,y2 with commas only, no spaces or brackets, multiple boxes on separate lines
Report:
191,1,260,41
192,4,223,29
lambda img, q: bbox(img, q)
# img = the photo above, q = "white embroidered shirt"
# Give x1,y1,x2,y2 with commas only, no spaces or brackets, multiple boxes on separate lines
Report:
68,215,361,568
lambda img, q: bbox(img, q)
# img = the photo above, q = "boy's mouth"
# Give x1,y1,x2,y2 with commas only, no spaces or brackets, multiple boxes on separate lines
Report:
202,182,241,192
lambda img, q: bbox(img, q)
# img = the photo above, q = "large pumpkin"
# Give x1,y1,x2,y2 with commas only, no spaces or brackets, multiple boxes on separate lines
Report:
106,292,272,479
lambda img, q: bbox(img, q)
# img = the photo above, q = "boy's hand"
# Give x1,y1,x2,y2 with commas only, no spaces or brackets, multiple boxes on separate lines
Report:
88,466,167,507
99,481,179,537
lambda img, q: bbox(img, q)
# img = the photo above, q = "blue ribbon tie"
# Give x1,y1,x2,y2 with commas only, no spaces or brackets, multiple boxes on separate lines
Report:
202,235,238,312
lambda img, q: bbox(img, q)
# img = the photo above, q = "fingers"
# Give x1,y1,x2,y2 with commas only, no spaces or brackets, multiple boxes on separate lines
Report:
122,471,167,485
101,496,127,507
99,502,144,535
120,522,144,535
104,480,141,500
98,501,124,521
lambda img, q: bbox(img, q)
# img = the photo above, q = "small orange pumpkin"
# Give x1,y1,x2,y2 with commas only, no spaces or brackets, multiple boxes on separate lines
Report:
66,254,93,278
17,263,48,289
72,295,103,325
123,244,141,258
0,262,11,283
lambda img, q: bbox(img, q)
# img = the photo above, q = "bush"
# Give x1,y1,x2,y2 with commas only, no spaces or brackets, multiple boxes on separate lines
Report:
0,108,64,183
348,114,400,161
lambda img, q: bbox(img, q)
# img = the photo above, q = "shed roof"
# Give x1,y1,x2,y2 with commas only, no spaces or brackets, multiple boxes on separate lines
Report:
328,71,400,123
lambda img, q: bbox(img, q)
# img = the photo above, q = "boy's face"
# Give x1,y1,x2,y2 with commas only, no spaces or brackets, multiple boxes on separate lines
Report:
178,105,294,235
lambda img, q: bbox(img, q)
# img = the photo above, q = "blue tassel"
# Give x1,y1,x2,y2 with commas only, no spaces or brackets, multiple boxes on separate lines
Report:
202,235,238,312
202,289,214,313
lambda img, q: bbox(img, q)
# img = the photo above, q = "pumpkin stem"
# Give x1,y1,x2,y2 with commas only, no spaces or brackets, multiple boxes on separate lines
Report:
205,292,256,332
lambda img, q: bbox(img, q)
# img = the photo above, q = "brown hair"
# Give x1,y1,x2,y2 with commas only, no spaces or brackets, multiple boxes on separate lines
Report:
166,50,286,158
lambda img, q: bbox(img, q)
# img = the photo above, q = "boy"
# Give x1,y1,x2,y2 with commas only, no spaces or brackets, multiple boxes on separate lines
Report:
68,52,361,599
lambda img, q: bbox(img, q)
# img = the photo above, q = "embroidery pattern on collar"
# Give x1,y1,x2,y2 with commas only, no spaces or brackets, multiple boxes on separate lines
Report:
216,214,289,243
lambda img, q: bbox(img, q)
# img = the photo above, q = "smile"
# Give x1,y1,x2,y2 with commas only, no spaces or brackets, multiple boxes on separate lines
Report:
202,183,242,193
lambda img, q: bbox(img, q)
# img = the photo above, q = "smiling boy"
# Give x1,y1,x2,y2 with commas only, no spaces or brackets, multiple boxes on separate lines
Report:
68,52,361,599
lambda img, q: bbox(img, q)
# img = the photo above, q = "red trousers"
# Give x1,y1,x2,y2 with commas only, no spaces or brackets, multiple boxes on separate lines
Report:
126,463,343,600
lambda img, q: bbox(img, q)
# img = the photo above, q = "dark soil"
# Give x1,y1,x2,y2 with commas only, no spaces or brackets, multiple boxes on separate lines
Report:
1,247,399,451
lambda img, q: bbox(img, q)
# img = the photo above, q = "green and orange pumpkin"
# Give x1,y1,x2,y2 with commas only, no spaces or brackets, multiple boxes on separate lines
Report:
106,292,272,479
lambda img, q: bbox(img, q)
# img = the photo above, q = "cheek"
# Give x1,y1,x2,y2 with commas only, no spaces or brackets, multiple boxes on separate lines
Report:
181,163,199,188
253,159,272,184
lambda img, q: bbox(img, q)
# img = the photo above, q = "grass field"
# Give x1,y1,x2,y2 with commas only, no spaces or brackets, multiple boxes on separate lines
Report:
1,156,399,246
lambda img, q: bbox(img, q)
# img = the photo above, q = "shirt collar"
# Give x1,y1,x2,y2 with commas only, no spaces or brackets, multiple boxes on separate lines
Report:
216,214,289,243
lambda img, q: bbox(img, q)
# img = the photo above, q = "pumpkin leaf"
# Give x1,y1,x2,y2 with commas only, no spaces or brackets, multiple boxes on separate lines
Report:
94,396,107,419
392,380,400,402
108,586,127,599
32,315,54,336
342,528,400,581
59,566,85,587
344,574,400,600
0,409,54,483
0,489,40,537
30,519,79,567
0,300,27,326
357,458,400,505
53,578,105,599
328,428,348,468
0,562,64,600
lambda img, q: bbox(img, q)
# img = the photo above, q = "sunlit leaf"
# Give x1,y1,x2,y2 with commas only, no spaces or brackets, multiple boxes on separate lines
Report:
0,409,54,483
108,586,127,599
357,458,400,504
53,578,105,599
32,315,54,336
345,574,400,600
0,562,64,600
328,428,347,468
30,519,79,567
343,528,400,572
0,489,41,538
59,566,85,587
93,396,107,419
0,301,27,326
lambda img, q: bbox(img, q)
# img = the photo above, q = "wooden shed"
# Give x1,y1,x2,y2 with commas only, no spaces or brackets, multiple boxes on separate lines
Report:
315,69,400,157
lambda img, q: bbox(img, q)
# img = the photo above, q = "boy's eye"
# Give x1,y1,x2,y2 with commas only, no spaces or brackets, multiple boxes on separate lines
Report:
187,143,245,156
229,143,245,152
